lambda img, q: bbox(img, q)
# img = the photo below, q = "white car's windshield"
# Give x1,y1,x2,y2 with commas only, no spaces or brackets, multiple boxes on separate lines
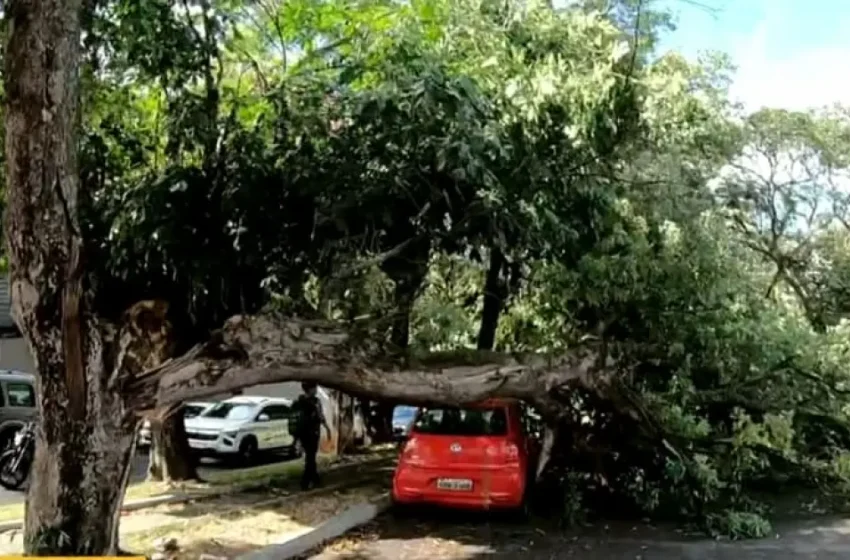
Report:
202,402,256,421
184,404,209,418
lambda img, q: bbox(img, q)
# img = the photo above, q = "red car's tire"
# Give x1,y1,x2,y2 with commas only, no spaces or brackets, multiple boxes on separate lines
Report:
508,477,534,522
507,491,532,522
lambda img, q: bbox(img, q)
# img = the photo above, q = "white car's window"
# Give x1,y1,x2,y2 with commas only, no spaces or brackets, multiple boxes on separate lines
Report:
6,382,34,408
203,402,256,420
259,405,291,421
184,404,208,418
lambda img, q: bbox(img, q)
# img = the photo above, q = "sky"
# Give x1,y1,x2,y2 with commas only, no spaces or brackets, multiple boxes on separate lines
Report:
658,0,850,112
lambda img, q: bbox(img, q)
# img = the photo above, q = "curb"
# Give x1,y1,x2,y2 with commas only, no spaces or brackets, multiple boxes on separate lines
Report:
235,492,391,560
0,454,393,534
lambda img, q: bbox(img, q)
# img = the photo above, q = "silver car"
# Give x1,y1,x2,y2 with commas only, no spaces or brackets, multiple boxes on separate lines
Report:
0,371,36,449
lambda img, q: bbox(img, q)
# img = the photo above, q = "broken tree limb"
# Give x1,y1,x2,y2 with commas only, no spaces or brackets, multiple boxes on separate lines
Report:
128,312,610,414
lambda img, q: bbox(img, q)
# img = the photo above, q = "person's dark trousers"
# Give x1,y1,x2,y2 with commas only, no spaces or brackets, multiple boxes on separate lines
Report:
301,434,321,490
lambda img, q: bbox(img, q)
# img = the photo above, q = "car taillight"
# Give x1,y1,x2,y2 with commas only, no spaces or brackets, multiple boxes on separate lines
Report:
401,438,422,464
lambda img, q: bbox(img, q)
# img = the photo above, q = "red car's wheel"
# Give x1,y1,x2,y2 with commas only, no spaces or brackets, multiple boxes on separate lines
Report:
510,491,532,522
508,475,535,522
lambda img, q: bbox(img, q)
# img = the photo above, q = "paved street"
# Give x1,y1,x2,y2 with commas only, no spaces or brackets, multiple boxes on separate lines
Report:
306,511,850,560
0,449,297,505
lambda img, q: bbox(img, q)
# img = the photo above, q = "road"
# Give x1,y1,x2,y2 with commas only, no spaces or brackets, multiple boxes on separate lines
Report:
0,449,294,506
306,511,850,560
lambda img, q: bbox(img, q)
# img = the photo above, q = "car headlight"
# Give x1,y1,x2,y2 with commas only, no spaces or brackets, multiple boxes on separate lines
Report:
222,431,238,439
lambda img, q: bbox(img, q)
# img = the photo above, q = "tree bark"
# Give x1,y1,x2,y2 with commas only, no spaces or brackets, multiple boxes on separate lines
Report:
147,408,198,482
335,391,357,454
477,247,507,351
129,313,607,415
3,1,139,554
369,237,430,442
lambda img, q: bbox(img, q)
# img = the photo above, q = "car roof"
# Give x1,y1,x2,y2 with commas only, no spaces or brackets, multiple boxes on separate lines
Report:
474,398,517,407
0,370,35,382
186,401,215,407
419,398,516,409
221,395,292,405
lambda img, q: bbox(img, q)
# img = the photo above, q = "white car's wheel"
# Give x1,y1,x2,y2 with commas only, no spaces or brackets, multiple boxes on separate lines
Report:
238,437,258,465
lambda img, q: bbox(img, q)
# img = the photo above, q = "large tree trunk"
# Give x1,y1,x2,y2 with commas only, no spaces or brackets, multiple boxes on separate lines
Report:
366,277,414,443
5,6,177,550
368,237,430,442
335,391,359,454
4,1,140,553
147,408,198,482
25,405,137,555
477,247,507,351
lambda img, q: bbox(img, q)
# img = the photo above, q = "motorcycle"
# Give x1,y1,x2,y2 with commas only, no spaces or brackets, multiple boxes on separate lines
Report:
0,422,34,491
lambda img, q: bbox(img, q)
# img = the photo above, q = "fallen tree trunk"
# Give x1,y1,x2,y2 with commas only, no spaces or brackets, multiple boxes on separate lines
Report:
130,312,608,415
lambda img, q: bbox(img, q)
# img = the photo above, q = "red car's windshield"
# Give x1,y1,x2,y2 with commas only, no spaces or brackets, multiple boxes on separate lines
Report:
412,406,508,436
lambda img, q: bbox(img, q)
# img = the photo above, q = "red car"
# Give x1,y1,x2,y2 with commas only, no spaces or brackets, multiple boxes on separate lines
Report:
392,399,541,513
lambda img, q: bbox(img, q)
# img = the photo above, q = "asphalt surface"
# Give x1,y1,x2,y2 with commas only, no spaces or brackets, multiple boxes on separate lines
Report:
306,511,850,560
0,449,289,505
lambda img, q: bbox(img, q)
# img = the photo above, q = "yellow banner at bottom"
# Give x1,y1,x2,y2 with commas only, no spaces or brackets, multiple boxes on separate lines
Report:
0,555,147,560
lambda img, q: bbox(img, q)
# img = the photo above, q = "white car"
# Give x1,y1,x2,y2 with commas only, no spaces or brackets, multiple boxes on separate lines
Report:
137,401,215,449
184,396,300,464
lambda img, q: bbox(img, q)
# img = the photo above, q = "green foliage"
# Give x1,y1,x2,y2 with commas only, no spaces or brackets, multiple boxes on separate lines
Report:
9,0,850,540
705,510,772,540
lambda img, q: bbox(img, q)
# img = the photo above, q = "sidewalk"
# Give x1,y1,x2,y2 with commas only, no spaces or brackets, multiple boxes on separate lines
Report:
121,477,391,558
0,452,395,556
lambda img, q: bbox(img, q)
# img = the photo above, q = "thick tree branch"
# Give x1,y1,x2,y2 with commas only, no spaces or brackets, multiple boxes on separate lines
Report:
128,312,609,413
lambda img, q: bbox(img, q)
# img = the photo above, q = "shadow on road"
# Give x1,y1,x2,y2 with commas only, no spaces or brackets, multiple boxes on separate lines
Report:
305,507,850,560
196,451,299,470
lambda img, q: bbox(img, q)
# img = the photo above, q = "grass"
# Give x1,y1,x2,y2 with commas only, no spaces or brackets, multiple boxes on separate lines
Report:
120,456,322,500
0,446,396,524
0,460,312,523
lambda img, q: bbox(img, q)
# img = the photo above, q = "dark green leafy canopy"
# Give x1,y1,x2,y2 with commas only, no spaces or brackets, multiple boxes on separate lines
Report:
11,0,850,538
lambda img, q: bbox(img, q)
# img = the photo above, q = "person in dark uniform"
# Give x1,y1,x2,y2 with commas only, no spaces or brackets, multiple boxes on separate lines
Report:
293,381,331,490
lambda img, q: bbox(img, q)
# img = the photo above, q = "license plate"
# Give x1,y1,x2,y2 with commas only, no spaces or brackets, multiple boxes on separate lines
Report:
436,478,473,491
188,440,213,449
